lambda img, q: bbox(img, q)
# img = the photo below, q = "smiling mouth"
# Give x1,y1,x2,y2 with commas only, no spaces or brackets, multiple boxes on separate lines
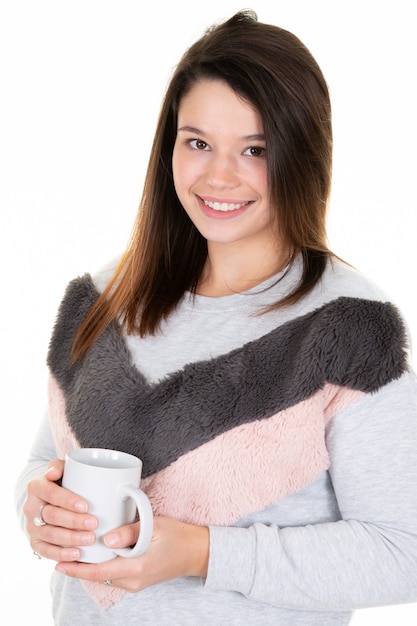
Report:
203,199,250,212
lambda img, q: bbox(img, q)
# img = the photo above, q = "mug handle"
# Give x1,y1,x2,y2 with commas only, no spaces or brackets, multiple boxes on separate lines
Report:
113,485,154,558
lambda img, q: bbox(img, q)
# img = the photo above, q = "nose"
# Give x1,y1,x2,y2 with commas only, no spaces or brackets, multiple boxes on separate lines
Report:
205,151,239,190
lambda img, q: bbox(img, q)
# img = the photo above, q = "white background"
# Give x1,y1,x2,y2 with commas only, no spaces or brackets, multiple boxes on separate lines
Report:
1,0,416,623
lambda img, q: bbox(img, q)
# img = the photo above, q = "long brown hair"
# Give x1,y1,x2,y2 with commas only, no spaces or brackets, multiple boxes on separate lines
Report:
72,10,333,360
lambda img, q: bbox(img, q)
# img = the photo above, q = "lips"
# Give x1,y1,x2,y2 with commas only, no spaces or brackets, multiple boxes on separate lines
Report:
203,199,249,212
198,196,252,219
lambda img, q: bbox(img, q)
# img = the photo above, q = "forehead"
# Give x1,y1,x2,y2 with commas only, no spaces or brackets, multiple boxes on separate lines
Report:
177,79,263,131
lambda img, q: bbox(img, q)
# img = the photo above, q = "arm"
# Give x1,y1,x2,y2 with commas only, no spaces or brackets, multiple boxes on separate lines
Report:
205,372,417,611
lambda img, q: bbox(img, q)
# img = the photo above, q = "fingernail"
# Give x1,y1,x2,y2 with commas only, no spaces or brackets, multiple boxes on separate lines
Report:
84,517,97,530
81,532,95,545
75,501,88,513
56,565,67,574
104,532,119,547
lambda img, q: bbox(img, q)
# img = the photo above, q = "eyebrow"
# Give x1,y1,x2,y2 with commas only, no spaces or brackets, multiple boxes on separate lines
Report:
177,126,265,142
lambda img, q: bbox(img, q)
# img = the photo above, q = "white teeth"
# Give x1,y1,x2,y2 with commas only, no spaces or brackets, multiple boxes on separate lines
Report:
204,200,248,212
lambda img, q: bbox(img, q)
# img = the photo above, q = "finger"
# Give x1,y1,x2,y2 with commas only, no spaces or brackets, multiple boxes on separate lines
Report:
44,478,90,514
32,539,82,563
30,509,96,543
30,517,97,563
55,556,134,588
25,473,90,520
38,502,98,532
104,522,139,549
45,461,64,481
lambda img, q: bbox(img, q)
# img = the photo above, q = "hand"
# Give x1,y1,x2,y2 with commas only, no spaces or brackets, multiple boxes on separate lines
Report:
55,516,210,593
23,460,98,562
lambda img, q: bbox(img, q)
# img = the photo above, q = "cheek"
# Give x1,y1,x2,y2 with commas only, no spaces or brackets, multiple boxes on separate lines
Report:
173,155,200,197
239,158,268,194
261,211,274,226
172,150,188,189
250,163,268,194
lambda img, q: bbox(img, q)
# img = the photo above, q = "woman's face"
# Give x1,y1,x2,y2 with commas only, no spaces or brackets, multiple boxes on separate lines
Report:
172,79,279,253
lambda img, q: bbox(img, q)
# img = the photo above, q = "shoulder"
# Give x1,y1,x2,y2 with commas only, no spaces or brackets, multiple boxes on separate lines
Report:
91,256,121,293
49,256,122,346
319,257,413,360
320,257,391,303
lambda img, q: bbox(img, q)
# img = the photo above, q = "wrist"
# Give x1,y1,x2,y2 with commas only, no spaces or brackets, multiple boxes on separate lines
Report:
186,523,209,578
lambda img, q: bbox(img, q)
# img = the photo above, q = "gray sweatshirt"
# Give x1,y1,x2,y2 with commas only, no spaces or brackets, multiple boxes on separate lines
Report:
15,255,417,625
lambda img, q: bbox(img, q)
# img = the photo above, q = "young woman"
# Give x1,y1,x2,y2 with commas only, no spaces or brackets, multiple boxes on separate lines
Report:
15,10,417,625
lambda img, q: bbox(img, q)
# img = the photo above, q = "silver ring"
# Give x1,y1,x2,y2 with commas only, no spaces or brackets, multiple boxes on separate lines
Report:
33,503,47,527
33,551,42,559
103,579,112,586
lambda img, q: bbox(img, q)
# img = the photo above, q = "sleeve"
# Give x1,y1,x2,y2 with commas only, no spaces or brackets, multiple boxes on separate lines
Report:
205,371,417,611
14,413,58,531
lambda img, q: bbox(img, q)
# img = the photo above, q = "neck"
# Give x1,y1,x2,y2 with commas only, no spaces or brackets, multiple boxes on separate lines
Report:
196,240,293,297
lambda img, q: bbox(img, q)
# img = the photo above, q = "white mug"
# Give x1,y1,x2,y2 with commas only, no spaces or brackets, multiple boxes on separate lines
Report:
62,447,153,563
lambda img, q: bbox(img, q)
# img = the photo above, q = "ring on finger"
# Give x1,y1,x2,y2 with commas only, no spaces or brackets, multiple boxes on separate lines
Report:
33,503,47,527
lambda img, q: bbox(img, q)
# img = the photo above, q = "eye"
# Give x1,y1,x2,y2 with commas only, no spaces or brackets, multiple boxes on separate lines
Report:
189,139,210,151
243,146,266,157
